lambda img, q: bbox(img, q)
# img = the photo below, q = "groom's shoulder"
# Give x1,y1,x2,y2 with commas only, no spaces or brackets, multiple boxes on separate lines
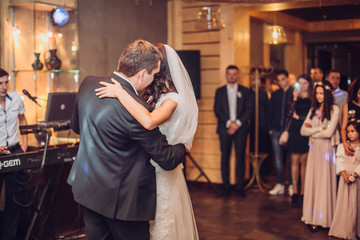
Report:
78,76,110,91
82,75,109,84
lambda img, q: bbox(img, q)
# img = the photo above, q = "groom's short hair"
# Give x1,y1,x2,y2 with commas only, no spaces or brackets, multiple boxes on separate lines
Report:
117,40,162,78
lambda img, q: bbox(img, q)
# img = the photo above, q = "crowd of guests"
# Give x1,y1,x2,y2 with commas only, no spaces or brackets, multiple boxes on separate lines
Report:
213,66,359,238
267,68,359,239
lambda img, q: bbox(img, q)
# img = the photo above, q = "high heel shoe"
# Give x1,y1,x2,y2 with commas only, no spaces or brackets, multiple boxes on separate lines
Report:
309,225,319,232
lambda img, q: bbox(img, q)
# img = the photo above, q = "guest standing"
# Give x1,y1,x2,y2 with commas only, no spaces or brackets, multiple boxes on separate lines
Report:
341,79,360,156
287,74,312,203
326,69,347,111
268,70,294,196
300,81,339,231
310,67,324,83
214,65,253,197
329,121,360,239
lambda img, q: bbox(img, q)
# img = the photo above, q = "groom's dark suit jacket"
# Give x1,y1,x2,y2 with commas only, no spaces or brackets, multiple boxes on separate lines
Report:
68,73,185,221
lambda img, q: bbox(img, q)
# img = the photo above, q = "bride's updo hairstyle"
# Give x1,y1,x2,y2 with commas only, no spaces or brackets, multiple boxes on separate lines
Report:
142,43,177,106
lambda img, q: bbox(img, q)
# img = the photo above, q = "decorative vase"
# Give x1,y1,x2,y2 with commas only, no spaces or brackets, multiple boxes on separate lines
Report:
45,49,62,70
31,52,44,70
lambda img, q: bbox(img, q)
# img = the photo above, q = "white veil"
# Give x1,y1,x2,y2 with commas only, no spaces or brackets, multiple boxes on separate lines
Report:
161,45,198,149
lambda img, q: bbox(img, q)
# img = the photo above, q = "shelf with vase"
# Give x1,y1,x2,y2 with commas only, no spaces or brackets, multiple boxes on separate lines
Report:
8,0,79,125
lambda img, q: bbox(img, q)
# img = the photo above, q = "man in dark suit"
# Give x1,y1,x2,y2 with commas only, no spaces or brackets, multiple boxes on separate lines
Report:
68,40,186,240
214,65,253,197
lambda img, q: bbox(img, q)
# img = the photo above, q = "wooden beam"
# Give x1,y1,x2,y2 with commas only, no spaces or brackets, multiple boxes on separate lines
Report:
185,0,360,11
250,0,359,11
251,11,360,32
181,1,220,8
308,19,360,32
250,11,309,31
303,30,360,43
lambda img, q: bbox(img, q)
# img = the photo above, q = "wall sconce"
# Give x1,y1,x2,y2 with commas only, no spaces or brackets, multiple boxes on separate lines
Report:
195,6,225,31
71,40,78,52
12,26,21,48
263,25,287,45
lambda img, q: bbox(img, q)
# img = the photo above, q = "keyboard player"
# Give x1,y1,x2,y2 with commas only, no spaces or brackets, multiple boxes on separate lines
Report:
0,68,28,240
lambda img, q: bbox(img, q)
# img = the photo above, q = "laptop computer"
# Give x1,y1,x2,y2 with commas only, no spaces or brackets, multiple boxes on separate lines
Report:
45,92,77,123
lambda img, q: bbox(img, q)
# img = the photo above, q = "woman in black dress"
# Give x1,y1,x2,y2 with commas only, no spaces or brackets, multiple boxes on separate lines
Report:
341,78,360,156
287,74,313,203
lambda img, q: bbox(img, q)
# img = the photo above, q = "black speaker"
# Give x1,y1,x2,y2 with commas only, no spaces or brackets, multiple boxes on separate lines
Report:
176,50,201,99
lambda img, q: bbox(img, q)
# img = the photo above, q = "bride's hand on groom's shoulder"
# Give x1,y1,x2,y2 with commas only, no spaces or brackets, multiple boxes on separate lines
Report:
95,78,123,99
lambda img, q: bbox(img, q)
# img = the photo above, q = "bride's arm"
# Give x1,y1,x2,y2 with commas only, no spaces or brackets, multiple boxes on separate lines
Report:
95,79,178,130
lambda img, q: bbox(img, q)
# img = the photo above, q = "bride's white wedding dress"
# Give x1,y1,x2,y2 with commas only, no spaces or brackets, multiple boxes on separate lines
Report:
150,93,199,240
149,45,199,240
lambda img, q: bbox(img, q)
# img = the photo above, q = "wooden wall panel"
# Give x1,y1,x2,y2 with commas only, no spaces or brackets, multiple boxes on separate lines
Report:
185,167,222,183
182,43,220,56
182,7,200,22
191,138,220,155
183,21,198,32
198,110,217,124
285,30,304,77
201,70,221,83
180,1,242,184
183,31,220,44
194,124,217,139
201,56,220,69
234,8,251,86
187,153,220,169
201,83,219,98
197,98,214,110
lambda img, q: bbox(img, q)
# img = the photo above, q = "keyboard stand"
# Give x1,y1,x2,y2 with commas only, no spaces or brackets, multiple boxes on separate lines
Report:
24,129,53,240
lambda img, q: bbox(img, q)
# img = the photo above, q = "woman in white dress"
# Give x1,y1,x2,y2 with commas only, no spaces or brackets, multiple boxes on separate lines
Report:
95,43,199,240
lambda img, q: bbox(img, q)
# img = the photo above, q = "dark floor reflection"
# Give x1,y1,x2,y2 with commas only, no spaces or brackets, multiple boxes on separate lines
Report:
189,180,337,240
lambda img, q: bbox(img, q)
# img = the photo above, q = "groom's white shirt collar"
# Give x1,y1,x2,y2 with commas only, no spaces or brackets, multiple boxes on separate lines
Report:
113,71,138,95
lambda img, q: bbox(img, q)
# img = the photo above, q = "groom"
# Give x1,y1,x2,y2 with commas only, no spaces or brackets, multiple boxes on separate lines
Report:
68,40,186,240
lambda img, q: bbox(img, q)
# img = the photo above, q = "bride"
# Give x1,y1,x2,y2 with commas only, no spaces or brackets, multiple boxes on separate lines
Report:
95,43,199,240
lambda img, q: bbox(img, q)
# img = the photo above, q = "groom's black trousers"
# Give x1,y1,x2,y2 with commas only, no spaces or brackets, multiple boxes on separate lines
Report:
82,206,149,240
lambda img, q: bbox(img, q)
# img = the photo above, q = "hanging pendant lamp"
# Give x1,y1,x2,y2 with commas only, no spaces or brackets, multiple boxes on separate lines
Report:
264,24,287,44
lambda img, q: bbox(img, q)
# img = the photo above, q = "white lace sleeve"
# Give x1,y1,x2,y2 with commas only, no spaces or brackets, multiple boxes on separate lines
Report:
156,92,179,108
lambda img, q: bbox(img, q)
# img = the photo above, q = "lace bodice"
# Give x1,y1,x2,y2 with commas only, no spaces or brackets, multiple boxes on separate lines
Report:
155,92,180,145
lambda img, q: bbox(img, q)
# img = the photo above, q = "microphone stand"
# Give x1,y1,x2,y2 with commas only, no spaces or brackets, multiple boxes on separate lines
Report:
20,123,71,239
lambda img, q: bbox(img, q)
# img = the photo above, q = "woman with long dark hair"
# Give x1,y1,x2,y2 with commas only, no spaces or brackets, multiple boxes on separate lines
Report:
95,43,199,239
286,74,312,203
341,78,360,156
300,80,339,232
